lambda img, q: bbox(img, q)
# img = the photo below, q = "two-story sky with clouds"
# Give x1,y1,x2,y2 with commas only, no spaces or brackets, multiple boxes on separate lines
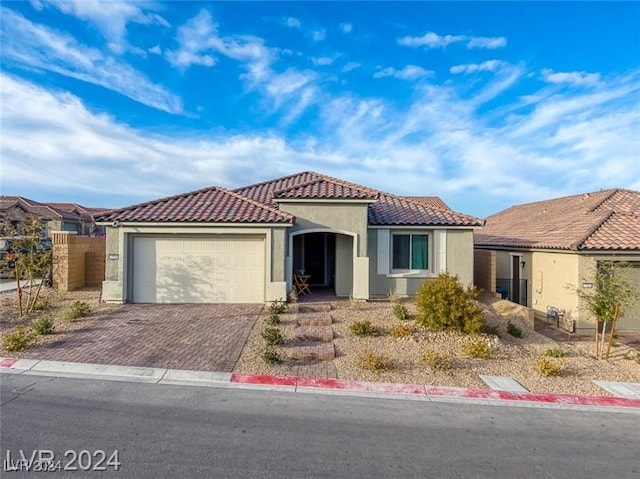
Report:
1,1,639,217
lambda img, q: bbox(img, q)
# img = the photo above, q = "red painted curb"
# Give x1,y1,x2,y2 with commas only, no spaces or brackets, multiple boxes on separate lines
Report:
0,358,17,368
297,377,426,395
230,373,297,386
424,385,640,408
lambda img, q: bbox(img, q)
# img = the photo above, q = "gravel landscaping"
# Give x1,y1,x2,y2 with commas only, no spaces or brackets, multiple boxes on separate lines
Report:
234,296,640,396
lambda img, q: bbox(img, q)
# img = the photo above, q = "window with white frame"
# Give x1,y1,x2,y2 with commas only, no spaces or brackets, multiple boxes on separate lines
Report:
392,233,429,270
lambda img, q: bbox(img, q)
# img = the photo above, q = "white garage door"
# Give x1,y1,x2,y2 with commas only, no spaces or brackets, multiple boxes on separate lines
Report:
132,235,265,303
619,263,640,331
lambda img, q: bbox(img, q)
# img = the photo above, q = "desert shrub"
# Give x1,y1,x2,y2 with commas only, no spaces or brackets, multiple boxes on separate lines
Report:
262,346,281,364
33,317,55,336
266,310,281,326
544,348,566,358
261,327,284,346
389,322,416,338
462,336,494,359
348,295,366,311
387,291,401,304
60,301,90,321
422,350,452,370
536,357,563,377
507,321,523,338
349,320,378,337
392,303,408,321
358,350,392,372
415,273,484,334
268,299,288,315
2,326,37,352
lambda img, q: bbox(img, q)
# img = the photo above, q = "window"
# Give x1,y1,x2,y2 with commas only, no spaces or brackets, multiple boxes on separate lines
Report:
392,234,428,270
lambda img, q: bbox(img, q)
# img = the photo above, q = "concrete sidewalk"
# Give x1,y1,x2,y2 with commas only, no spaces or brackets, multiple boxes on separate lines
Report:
2,357,639,414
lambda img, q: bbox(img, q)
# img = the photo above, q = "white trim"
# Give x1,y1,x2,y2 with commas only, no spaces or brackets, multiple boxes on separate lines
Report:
274,198,377,204
96,222,292,228
369,225,479,230
377,229,390,275
434,230,447,273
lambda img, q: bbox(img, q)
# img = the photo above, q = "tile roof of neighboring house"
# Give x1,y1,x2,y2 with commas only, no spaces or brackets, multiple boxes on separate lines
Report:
46,203,111,216
96,187,294,224
474,189,640,251
0,196,81,221
102,171,481,227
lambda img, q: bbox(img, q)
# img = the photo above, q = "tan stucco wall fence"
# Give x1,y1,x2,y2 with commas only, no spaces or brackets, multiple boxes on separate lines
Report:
52,232,105,292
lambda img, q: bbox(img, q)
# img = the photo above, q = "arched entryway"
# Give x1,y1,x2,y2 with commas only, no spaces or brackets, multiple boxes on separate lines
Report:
288,229,356,298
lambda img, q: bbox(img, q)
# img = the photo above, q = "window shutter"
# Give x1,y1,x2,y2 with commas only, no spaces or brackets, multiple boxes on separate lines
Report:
434,230,447,273
377,229,390,275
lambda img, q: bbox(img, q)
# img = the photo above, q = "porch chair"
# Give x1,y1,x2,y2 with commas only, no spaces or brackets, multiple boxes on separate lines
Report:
293,273,311,296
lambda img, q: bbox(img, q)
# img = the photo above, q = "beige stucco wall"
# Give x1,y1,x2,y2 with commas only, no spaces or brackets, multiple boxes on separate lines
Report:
278,202,369,255
335,234,353,296
446,230,474,286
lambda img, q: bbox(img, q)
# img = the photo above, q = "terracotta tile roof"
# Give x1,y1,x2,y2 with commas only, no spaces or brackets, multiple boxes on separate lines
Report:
0,196,81,221
273,177,379,200
475,189,640,251
370,194,482,226
97,187,294,224
402,196,450,210
101,171,479,227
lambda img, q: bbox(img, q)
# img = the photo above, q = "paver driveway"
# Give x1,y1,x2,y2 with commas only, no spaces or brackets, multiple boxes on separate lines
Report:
26,304,262,372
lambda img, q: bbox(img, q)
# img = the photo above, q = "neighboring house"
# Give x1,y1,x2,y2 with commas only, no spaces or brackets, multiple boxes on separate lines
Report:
474,189,640,332
46,203,111,236
96,171,482,304
0,196,83,237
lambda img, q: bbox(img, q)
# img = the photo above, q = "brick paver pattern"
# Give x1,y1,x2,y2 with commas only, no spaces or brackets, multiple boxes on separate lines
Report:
27,304,262,372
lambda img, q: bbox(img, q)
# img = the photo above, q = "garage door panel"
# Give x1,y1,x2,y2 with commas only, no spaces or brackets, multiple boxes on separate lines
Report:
619,264,640,331
132,236,265,304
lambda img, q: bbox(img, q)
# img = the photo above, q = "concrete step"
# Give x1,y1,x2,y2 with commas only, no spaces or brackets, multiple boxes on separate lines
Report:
594,381,640,398
296,313,333,327
479,375,528,392
298,303,332,313
295,325,334,343
290,342,335,361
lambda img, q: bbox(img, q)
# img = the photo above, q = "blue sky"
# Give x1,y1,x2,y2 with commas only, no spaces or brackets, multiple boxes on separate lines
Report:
1,1,639,218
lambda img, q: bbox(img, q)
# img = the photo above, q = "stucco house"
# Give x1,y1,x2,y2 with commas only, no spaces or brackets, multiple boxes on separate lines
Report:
474,189,640,332
97,171,482,304
0,196,84,236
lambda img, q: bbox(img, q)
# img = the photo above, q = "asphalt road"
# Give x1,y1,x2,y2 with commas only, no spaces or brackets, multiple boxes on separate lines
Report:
1,374,638,478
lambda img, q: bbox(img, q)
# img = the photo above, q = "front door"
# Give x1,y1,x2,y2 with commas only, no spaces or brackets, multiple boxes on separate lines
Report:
511,255,521,305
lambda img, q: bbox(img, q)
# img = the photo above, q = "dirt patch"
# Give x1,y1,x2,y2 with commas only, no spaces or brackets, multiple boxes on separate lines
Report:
234,297,640,395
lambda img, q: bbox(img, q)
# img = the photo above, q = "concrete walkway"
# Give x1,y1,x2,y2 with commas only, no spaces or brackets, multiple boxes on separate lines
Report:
0,279,41,294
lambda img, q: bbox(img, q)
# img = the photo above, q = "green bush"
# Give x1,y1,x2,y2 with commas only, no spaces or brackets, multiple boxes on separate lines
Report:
33,317,55,336
422,350,452,370
415,273,484,334
261,327,284,346
268,299,288,315
60,301,90,321
544,348,566,358
262,346,281,364
462,336,494,359
349,320,378,337
536,357,563,377
392,303,408,321
389,322,416,338
266,310,281,326
358,350,392,372
2,326,37,352
507,321,523,338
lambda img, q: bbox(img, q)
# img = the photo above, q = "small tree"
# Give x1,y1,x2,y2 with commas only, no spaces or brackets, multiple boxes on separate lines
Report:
575,261,639,359
415,272,484,334
0,218,52,317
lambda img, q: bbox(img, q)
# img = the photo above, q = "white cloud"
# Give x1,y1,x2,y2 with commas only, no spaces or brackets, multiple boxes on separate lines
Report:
373,65,434,81
466,36,507,49
148,45,162,55
310,56,335,66
286,16,300,28
340,23,352,34
542,69,601,86
0,7,183,114
312,29,326,42
398,31,507,50
32,0,169,54
397,31,465,48
341,61,361,73
450,60,506,74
